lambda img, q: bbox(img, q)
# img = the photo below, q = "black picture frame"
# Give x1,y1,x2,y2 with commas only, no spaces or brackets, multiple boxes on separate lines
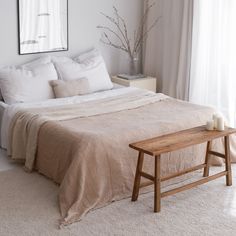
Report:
17,0,69,55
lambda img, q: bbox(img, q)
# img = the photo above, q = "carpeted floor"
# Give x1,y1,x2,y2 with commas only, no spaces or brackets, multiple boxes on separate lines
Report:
0,151,236,236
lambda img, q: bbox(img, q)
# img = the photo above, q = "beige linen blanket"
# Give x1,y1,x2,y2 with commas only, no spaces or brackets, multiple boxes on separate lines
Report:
8,90,233,226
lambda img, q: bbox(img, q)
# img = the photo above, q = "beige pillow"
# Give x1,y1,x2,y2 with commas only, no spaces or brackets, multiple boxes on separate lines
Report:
50,78,91,98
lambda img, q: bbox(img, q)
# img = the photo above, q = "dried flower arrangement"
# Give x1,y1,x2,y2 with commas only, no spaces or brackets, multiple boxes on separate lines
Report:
97,0,160,75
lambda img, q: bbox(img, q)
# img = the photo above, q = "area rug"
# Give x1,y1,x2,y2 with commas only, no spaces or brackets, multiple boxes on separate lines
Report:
0,166,236,236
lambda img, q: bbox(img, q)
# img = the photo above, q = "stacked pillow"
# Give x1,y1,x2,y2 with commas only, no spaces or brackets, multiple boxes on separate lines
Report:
21,55,52,69
0,65,15,101
0,56,57,104
0,49,113,104
51,49,113,98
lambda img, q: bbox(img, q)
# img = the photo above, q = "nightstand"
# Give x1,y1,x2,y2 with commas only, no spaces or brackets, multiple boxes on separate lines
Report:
111,76,157,92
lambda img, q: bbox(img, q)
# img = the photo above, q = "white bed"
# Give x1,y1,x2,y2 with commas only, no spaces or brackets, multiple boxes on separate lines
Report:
2,51,235,226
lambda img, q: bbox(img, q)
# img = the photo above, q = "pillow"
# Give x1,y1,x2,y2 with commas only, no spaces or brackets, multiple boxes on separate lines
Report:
21,56,58,79
0,65,16,100
75,48,101,63
52,56,82,80
21,56,51,69
0,56,57,101
52,49,113,93
50,78,91,98
0,63,56,104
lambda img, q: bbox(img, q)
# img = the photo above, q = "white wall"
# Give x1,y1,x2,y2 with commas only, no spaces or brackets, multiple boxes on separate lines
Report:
0,0,143,75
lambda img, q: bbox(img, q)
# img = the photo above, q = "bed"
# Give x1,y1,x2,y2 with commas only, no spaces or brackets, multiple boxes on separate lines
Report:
1,50,235,226
1,85,231,226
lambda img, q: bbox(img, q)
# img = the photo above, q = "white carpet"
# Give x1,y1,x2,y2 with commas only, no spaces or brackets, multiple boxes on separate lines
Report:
0,149,18,172
0,151,236,236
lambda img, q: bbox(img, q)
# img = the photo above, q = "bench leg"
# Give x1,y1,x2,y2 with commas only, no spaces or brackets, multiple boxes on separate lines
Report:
224,135,232,186
203,141,211,177
154,155,161,212
132,151,144,201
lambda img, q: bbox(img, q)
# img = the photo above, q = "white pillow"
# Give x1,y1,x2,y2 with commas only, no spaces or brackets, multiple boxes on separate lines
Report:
52,56,82,80
0,56,56,101
0,65,16,100
52,49,113,92
0,63,56,104
21,56,52,69
75,48,101,62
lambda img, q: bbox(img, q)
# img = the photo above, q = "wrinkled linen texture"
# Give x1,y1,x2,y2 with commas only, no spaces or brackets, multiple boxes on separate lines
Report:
7,89,236,226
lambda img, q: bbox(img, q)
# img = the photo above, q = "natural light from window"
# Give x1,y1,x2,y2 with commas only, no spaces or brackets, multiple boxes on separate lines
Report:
189,0,236,127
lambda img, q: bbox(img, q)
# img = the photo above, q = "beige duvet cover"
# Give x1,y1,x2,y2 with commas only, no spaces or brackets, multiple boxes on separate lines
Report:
8,89,233,225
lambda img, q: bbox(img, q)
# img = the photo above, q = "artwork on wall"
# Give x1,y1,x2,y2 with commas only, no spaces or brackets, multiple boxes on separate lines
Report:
18,0,68,55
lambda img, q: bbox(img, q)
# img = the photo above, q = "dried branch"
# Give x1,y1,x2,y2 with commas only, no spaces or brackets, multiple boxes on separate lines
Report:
100,11,129,49
134,16,161,54
97,1,159,59
134,30,137,47
97,25,127,50
134,0,156,49
113,6,120,27
112,6,132,56
100,32,128,53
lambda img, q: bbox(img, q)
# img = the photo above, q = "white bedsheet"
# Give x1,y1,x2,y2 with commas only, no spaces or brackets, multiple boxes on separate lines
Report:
0,101,8,147
1,87,159,149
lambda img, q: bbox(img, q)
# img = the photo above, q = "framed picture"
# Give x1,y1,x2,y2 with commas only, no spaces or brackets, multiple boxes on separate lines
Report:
18,0,68,55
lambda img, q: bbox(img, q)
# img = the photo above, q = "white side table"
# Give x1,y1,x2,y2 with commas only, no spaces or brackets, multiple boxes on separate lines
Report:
111,76,157,92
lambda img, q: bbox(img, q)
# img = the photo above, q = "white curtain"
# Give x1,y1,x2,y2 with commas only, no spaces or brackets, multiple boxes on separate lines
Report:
189,0,236,127
143,0,193,100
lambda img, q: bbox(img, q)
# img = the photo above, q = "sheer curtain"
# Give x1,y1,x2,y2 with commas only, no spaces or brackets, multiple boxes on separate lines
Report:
189,0,236,127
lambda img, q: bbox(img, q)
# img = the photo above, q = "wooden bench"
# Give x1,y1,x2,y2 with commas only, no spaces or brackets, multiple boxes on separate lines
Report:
129,125,236,213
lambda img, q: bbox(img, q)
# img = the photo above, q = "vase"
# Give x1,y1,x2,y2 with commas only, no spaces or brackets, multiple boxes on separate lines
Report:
128,55,140,75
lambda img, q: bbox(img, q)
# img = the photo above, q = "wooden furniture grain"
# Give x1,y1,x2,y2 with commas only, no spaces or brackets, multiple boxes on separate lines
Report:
129,125,236,213
111,76,157,92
